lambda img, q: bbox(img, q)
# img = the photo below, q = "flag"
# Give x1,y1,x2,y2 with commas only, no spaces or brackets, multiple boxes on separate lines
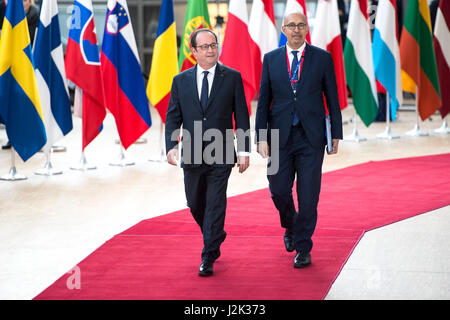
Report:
220,0,255,114
248,0,277,97
101,0,152,149
178,0,211,72
344,0,378,127
433,0,449,119
279,0,310,46
65,0,106,150
400,0,441,121
33,0,73,152
311,0,348,110
372,0,403,121
0,0,46,161
147,0,177,123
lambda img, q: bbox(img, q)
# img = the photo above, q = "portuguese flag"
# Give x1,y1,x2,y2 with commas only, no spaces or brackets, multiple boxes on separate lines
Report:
178,0,211,72
400,0,441,121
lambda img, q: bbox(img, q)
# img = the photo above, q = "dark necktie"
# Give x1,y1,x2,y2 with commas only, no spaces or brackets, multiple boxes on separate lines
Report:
201,71,209,112
291,51,300,126
291,51,299,91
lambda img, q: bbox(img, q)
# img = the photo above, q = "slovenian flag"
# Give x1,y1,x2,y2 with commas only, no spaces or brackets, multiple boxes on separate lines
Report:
101,0,152,149
0,0,47,161
33,0,73,151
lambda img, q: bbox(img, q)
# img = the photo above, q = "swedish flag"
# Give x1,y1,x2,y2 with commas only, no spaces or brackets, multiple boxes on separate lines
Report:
0,0,46,161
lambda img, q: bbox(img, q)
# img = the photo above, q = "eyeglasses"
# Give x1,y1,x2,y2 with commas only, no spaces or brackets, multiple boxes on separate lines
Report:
283,23,307,31
196,43,219,51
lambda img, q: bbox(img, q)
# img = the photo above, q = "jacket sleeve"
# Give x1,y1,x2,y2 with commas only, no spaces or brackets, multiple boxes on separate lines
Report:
233,72,251,153
164,77,183,154
322,53,343,140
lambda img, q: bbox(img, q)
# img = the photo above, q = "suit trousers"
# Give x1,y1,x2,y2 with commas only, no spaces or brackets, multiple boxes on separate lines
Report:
267,124,325,254
183,165,232,262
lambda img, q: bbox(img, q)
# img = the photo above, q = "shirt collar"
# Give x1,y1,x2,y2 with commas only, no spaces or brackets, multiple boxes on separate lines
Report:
197,63,217,77
286,41,307,57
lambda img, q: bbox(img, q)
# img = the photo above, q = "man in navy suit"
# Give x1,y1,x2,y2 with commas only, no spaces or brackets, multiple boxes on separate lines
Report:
165,29,250,276
255,12,343,268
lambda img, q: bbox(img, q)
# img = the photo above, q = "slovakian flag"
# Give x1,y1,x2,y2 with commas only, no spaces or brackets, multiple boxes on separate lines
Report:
400,0,441,121
279,0,310,47
33,0,73,152
249,0,278,97
311,0,348,110
372,0,403,121
65,0,106,150
220,0,255,114
147,0,178,123
101,0,151,149
0,0,47,161
433,0,449,119
178,0,211,72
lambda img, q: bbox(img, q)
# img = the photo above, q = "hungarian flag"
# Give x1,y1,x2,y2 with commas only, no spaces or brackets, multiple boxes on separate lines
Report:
101,0,152,149
147,0,178,123
311,0,348,110
279,0,310,46
178,0,211,72
400,0,441,121
344,0,378,127
433,0,449,119
248,0,277,97
220,0,255,114
372,0,403,121
65,0,106,149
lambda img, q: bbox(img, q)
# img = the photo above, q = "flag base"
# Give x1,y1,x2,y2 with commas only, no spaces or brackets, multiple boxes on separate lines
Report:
148,149,167,163
110,146,135,167
405,124,429,137
35,161,63,176
0,166,27,181
71,153,97,171
344,129,367,142
115,138,147,144
433,119,450,134
376,126,400,140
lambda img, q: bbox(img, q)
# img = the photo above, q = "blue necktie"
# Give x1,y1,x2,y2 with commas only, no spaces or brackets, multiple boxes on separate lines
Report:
291,51,300,126
201,71,209,112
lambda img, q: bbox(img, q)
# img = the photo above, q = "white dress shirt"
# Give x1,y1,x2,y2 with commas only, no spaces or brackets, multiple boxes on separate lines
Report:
196,64,216,100
286,41,306,77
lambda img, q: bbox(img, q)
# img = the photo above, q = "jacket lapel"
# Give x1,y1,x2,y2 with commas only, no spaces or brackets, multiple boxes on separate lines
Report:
206,63,225,111
295,43,312,94
279,46,294,96
188,65,204,114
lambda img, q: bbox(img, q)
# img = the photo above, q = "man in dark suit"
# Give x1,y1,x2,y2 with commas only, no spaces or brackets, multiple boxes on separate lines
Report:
255,12,343,268
165,29,250,276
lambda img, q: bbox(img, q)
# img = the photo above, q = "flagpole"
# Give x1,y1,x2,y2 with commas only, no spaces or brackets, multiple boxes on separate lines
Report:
35,147,63,176
405,86,428,136
148,122,167,163
71,118,96,171
0,147,27,181
433,115,450,134
377,92,399,140
344,108,367,142
110,142,135,167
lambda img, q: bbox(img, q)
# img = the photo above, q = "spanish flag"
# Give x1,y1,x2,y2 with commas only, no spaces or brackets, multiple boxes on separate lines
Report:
147,0,178,123
0,0,47,161
400,0,441,121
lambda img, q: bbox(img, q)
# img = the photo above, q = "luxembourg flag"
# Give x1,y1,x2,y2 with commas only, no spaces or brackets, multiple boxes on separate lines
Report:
101,0,151,149
33,0,73,152
372,0,403,121
279,0,310,47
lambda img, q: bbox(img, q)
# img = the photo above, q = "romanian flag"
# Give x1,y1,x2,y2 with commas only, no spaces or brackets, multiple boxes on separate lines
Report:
0,0,47,161
147,0,178,123
400,0,441,121
178,0,211,72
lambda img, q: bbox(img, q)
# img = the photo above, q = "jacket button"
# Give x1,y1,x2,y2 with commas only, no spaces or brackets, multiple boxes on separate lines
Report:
294,97,297,101
203,117,207,121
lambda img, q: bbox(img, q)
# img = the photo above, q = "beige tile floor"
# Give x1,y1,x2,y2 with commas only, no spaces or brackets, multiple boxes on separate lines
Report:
0,103,449,300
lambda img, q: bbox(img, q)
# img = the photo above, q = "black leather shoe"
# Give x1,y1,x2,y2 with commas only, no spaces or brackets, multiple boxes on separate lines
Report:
284,229,294,252
198,260,214,276
294,252,311,268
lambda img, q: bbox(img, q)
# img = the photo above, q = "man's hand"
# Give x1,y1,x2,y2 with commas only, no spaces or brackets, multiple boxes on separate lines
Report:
257,141,270,158
327,139,339,155
237,156,249,173
167,149,179,166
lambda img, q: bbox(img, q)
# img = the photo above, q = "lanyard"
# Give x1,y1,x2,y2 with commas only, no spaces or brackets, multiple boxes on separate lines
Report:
286,48,305,90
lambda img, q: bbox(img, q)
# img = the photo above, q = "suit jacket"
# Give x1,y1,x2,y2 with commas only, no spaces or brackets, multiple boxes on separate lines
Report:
255,43,343,149
165,63,250,168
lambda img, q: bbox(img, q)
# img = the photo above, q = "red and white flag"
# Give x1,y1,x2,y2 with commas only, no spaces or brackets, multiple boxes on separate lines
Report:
311,0,348,110
434,0,450,119
248,0,277,97
220,0,255,114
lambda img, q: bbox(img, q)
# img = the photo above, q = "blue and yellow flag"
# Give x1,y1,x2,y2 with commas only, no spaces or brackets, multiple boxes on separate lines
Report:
0,0,46,161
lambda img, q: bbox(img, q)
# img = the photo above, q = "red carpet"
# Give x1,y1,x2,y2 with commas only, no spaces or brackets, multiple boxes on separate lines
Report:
34,153,450,300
